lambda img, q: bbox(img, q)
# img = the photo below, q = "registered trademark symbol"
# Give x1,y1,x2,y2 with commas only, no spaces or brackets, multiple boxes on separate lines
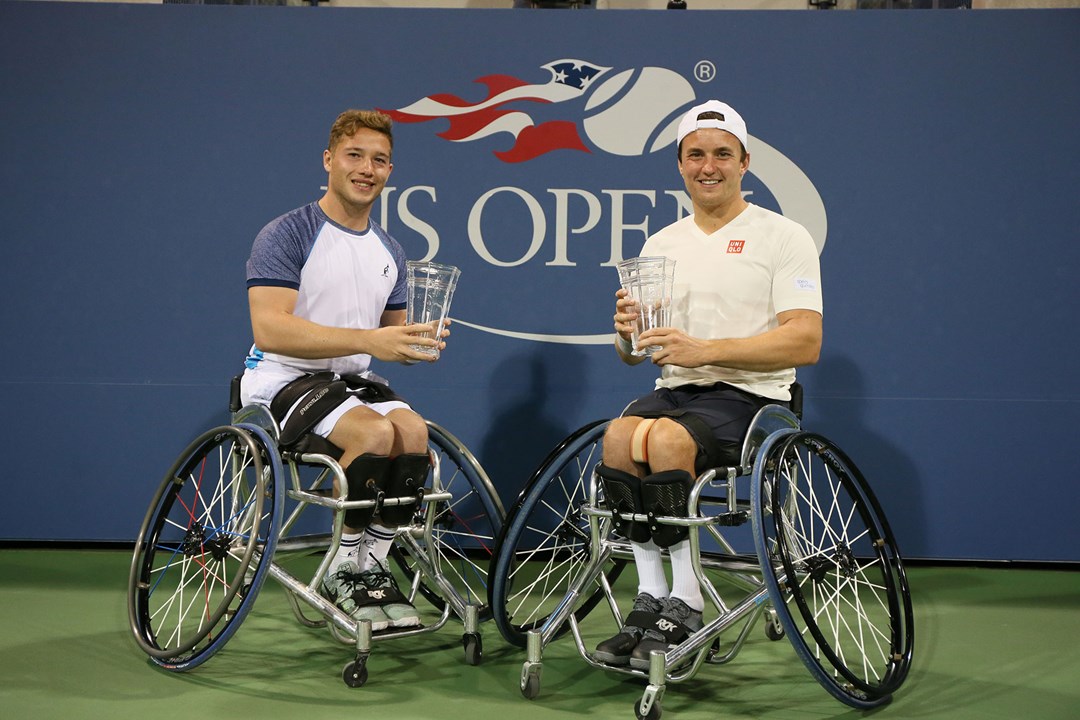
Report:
694,61,716,83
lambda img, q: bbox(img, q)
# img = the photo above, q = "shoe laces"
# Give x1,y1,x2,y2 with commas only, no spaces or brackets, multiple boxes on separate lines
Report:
661,596,693,623
632,593,663,614
355,555,397,591
357,568,394,590
330,565,366,594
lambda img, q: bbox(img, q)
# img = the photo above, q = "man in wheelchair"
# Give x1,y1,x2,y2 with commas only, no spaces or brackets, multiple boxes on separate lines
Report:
596,100,823,669
239,109,449,632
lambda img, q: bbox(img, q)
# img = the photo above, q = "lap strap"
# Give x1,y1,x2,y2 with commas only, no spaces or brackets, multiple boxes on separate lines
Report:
270,371,346,447
269,372,404,449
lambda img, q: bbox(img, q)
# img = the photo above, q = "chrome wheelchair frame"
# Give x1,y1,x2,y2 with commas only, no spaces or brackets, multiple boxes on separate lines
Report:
128,388,503,687
488,402,913,719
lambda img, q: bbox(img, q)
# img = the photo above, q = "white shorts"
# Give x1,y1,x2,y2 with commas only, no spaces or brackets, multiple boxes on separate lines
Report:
311,396,411,438
241,364,411,439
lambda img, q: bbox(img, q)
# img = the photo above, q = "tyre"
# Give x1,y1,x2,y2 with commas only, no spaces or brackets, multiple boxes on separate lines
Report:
489,420,627,647
127,424,283,671
752,430,913,708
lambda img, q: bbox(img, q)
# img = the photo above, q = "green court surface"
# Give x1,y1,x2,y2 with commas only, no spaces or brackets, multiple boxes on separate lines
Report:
1,549,1077,720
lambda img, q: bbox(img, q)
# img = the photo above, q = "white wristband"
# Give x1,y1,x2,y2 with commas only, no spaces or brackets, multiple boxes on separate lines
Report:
616,334,634,355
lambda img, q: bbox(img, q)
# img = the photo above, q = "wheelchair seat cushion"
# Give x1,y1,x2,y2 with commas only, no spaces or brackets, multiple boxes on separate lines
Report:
287,432,344,460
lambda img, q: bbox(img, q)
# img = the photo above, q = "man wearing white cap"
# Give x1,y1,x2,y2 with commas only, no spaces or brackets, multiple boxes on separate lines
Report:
594,100,823,668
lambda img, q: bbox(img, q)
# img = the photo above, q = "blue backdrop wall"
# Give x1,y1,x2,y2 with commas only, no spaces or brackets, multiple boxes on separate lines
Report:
1,2,1077,561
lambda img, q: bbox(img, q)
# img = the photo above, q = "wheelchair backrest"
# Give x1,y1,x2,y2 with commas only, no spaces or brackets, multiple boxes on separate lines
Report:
738,381,803,470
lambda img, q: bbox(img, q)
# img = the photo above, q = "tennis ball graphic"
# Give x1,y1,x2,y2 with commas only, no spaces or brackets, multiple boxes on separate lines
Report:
582,67,698,156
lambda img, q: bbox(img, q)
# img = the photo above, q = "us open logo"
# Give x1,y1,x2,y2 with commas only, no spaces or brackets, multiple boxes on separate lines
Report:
378,60,828,346
384,60,703,162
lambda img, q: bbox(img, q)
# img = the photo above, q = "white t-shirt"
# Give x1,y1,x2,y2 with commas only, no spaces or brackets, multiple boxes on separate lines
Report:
240,202,408,407
640,203,823,401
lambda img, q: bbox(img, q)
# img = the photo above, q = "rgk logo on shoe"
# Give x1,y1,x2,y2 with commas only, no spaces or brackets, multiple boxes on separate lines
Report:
367,590,387,600
655,618,677,632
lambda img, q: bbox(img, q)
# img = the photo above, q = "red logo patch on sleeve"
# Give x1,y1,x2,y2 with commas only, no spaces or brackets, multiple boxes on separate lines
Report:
727,240,746,254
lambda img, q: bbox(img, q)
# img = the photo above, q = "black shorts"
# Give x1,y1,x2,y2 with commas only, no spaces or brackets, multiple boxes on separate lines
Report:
622,382,781,472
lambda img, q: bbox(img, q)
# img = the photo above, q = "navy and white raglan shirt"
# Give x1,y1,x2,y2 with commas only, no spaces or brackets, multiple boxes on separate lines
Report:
239,201,409,407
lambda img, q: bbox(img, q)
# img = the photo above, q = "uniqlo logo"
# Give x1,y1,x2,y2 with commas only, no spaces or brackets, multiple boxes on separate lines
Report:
727,240,746,254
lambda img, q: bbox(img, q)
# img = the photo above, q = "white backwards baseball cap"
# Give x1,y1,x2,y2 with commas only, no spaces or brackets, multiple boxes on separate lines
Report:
676,100,748,152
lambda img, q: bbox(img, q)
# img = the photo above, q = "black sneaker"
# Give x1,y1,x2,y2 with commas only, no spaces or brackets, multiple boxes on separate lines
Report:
594,592,663,665
629,596,703,670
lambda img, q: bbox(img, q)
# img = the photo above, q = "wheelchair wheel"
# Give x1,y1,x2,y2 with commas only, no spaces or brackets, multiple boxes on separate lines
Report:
389,421,505,621
489,420,627,647
128,423,283,671
751,431,914,709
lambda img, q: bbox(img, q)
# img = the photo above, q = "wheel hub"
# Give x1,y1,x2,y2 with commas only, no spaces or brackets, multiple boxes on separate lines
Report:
180,522,206,557
180,522,233,561
832,542,859,578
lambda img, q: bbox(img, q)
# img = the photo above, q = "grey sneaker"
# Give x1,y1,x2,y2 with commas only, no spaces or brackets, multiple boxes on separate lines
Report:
358,562,421,629
594,592,663,665
629,596,703,670
320,561,391,631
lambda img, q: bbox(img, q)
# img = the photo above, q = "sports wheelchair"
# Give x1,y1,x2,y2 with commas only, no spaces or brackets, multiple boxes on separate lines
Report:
128,377,504,687
488,387,913,719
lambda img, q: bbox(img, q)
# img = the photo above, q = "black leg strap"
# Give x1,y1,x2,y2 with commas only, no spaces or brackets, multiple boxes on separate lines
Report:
380,453,429,525
641,469,693,548
596,463,651,543
343,454,390,529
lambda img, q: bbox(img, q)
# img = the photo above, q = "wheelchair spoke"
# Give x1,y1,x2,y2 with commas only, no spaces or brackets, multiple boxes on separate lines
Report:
490,420,626,647
507,551,582,626
129,424,282,668
387,423,502,621
754,431,914,707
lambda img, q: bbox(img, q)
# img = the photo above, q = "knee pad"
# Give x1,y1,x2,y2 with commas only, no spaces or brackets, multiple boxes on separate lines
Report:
343,454,390,529
596,464,651,543
380,453,430,525
641,470,693,548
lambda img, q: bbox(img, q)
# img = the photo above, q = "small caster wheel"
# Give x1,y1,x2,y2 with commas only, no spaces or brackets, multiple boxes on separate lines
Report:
635,699,662,720
765,622,785,641
342,659,368,688
463,633,482,666
521,673,541,700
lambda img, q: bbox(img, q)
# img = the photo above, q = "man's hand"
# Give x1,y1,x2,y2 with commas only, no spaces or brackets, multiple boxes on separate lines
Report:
613,288,639,341
368,319,451,363
637,327,711,367
638,310,822,371
612,289,648,365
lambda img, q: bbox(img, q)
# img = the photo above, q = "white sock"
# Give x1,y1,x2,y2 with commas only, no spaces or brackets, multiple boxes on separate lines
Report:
357,523,397,572
668,540,704,612
331,532,362,573
632,539,669,600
